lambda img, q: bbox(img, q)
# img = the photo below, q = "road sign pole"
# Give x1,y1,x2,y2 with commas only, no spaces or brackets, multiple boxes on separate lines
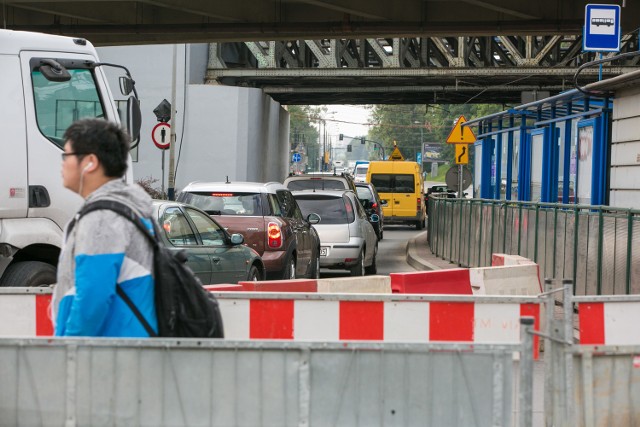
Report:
167,44,178,201
161,150,166,196
458,164,463,197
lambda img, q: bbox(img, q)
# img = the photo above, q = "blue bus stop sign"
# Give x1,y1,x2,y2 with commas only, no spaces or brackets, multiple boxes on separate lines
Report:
292,152,302,163
583,4,621,52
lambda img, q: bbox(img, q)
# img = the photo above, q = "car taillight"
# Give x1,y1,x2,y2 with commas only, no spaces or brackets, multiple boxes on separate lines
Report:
417,198,422,209
267,222,282,248
371,202,378,209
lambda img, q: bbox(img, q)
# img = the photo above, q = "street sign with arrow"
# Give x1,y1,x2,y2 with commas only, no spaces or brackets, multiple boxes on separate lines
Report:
455,144,469,164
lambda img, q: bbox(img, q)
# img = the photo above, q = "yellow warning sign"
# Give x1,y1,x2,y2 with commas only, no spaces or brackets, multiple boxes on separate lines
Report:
446,115,477,144
455,144,469,165
388,146,405,161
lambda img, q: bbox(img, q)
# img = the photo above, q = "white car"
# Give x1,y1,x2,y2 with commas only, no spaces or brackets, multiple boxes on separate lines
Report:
292,190,379,276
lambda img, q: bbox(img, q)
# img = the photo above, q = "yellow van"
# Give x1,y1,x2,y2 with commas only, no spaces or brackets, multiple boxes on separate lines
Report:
366,161,426,229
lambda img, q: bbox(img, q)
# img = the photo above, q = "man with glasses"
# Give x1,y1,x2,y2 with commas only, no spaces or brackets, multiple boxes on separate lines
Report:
52,118,158,337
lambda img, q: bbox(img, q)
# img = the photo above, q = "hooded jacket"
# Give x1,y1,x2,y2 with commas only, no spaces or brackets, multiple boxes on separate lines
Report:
52,179,158,337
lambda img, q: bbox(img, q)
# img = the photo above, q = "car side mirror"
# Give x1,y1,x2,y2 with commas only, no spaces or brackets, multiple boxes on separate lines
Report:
370,214,380,223
307,213,321,224
230,233,244,245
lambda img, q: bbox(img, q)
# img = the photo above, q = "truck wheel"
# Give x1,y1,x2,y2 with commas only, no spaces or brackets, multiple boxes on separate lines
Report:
415,219,424,230
0,261,56,287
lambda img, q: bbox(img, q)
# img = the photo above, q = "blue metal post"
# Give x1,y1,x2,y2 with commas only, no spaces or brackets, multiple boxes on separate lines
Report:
481,121,494,199
550,104,560,203
506,115,514,200
517,113,529,201
562,102,573,203
495,118,503,199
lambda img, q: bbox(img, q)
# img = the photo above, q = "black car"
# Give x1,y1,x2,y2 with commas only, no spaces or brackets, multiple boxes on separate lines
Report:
425,185,456,214
355,182,385,240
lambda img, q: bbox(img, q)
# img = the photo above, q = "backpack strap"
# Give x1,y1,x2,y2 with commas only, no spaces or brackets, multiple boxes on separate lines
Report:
67,199,159,337
68,200,159,249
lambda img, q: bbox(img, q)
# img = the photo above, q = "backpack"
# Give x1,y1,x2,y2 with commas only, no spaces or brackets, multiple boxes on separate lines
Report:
68,199,224,338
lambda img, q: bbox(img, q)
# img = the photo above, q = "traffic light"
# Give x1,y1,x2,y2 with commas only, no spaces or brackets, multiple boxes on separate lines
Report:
361,137,366,144
339,134,343,141
347,145,352,152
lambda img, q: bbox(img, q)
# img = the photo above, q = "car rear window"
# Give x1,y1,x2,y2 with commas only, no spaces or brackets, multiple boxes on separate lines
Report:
355,165,368,175
356,186,374,200
370,174,415,193
287,179,347,191
179,192,263,216
294,196,352,224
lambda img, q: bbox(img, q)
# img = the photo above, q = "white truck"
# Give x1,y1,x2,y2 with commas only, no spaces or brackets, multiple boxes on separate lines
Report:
0,30,141,287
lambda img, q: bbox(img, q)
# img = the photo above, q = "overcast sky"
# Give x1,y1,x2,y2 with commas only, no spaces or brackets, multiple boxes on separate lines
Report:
320,104,371,140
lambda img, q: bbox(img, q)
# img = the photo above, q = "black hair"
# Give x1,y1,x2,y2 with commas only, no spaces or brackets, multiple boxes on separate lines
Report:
63,118,130,178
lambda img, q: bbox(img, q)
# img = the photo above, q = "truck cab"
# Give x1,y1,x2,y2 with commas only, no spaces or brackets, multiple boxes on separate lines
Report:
0,30,140,287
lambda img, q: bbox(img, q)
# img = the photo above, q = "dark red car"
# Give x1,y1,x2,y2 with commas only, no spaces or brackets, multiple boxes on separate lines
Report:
178,181,321,280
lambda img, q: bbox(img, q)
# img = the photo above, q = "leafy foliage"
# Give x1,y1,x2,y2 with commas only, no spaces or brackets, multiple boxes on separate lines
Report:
136,176,167,200
288,105,325,171
368,104,503,172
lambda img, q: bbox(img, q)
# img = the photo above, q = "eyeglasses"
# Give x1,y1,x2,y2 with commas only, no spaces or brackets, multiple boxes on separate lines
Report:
61,152,89,161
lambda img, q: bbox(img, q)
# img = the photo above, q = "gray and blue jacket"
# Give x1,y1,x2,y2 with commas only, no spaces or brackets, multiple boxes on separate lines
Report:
52,179,158,337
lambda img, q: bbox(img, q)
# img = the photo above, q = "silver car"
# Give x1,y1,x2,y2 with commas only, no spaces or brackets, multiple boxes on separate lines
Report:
292,190,379,276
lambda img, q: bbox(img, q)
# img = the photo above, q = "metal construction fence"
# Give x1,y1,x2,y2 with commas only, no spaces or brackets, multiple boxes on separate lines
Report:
543,281,640,426
0,336,534,427
428,197,640,295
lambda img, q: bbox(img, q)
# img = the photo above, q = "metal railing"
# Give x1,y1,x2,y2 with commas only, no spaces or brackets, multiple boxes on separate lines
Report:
428,197,640,295
0,336,533,426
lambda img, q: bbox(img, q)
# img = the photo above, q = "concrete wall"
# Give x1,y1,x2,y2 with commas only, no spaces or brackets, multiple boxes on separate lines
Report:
609,85,640,208
96,44,289,191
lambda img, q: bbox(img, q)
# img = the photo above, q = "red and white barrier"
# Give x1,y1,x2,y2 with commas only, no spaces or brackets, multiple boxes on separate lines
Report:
216,293,540,348
390,269,473,294
0,291,52,336
206,276,391,294
470,264,542,296
491,253,536,267
0,289,539,352
578,300,640,345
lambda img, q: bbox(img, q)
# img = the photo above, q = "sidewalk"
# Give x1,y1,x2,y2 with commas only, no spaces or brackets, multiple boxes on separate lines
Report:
406,230,462,271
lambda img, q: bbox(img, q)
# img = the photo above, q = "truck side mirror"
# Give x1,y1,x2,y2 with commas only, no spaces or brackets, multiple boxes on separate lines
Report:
127,96,142,144
119,76,134,96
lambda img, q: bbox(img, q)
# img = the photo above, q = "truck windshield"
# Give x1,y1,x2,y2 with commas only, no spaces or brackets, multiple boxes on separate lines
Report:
31,68,104,148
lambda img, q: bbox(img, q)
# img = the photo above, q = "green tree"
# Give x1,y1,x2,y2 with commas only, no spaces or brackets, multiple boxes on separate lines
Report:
288,105,322,171
368,103,503,175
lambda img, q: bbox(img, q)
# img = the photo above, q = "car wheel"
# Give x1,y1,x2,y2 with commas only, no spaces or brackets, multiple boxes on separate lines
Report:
350,250,365,276
247,265,261,281
0,261,56,287
282,255,296,280
365,244,378,275
415,219,424,230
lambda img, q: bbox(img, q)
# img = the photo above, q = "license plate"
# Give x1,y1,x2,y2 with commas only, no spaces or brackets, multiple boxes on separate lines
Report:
320,247,329,257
